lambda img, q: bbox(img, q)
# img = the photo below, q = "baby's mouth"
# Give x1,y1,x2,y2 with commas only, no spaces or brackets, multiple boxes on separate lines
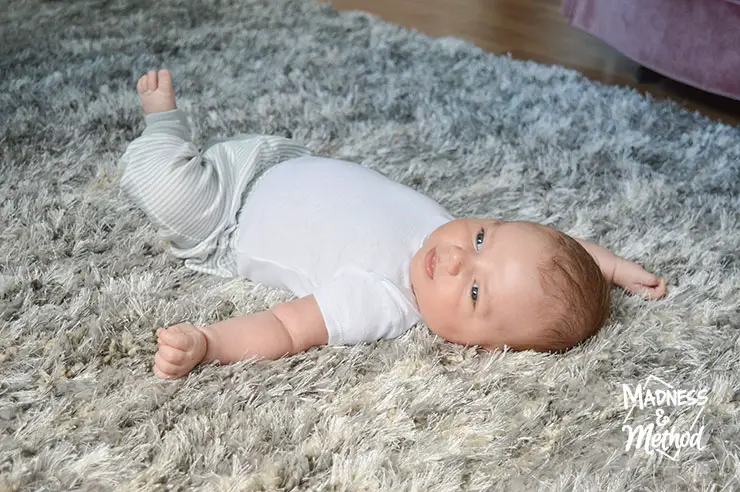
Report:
425,247,436,280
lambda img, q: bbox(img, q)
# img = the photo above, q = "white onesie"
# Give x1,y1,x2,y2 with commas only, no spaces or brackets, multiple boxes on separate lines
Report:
235,156,453,345
119,110,453,345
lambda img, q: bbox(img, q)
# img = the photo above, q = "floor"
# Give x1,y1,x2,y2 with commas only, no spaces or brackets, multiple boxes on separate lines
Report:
328,0,740,126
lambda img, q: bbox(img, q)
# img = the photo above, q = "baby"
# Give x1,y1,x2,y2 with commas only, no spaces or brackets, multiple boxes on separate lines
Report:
120,70,667,380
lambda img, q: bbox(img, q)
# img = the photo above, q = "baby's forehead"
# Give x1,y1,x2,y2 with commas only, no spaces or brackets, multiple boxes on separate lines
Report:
507,221,558,239
484,230,555,268
469,291,550,342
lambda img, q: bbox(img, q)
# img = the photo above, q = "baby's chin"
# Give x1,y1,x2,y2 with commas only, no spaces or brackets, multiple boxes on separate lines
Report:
409,248,426,296
423,320,489,348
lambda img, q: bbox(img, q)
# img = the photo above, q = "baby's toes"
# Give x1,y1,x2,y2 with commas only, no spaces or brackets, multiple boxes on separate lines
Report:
146,70,158,91
137,75,148,95
157,69,173,92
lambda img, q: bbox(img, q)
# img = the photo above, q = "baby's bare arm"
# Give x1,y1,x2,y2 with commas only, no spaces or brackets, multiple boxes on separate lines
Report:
576,239,666,299
575,239,618,283
154,296,328,379
200,295,329,364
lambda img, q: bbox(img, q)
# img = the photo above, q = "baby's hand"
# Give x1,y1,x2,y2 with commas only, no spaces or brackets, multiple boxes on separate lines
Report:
613,259,667,300
154,322,207,380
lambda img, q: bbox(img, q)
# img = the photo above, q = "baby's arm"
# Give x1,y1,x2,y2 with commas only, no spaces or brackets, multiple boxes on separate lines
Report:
576,239,667,299
153,295,328,379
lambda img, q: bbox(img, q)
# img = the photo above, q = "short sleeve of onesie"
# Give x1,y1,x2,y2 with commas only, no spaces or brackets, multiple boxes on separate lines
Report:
312,268,420,346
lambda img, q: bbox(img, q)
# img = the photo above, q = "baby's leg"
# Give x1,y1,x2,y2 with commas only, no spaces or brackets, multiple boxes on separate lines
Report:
120,69,312,268
120,70,227,252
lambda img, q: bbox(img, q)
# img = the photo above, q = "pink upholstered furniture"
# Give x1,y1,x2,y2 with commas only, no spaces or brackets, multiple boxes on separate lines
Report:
562,0,740,101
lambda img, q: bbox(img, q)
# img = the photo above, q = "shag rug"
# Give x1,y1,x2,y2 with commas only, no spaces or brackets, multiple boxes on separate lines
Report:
1,0,739,490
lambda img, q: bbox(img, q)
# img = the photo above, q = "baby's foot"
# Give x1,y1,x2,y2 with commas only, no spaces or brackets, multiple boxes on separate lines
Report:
154,322,207,379
137,69,177,115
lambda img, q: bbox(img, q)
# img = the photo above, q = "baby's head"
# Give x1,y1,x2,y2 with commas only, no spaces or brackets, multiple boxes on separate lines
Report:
410,219,610,352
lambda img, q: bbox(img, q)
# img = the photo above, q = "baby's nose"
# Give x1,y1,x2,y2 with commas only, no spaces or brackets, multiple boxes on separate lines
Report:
446,246,465,276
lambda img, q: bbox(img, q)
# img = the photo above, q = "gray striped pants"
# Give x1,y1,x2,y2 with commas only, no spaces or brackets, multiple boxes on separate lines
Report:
118,109,311,277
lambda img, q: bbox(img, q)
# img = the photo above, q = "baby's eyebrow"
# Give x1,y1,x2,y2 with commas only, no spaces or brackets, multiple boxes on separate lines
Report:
477,279,494,322
478,224,497,319
483,223,497,248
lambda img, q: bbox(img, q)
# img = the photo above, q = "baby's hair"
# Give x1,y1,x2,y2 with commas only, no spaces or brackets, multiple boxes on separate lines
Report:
529,230,611,352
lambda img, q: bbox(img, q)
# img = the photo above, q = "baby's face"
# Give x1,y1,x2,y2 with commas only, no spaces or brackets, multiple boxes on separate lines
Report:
410,219,555,351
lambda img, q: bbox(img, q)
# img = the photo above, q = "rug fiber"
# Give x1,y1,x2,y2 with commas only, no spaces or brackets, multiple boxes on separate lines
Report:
1,0,739,490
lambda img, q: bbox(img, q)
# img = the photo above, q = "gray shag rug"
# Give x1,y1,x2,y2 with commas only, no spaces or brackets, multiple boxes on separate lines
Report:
1,0,739,490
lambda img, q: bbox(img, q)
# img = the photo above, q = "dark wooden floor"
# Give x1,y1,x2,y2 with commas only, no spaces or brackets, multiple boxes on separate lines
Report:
329,0,740,126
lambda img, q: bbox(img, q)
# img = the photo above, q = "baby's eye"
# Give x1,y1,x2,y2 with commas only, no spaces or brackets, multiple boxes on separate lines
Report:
471,283,479,304
475,229,485,250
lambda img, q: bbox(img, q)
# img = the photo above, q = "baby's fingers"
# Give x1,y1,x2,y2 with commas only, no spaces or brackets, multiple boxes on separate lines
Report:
632,278,667,300
157,343,188,365
157,327,191,351
643,273,660,287
153,362,180,380
154,353,179,379
647,278,667,299
629,267,660,286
